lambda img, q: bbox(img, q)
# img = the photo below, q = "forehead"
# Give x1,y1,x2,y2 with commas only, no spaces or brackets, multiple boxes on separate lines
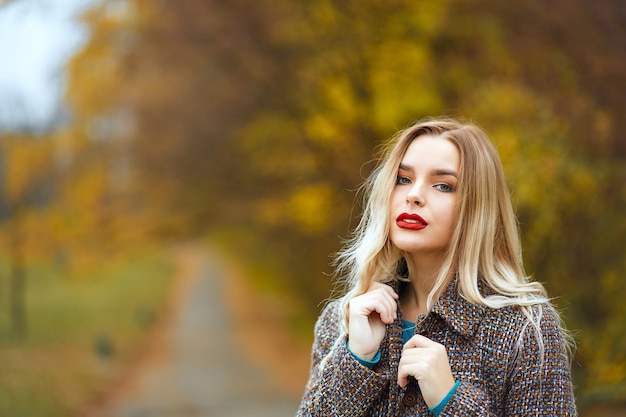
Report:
400,135,460,169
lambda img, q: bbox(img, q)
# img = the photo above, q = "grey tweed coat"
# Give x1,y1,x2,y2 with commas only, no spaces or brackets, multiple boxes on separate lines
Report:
297,279,577,416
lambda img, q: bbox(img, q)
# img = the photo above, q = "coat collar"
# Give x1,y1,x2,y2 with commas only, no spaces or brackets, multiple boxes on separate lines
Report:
390,277,487,339
431,278,487,338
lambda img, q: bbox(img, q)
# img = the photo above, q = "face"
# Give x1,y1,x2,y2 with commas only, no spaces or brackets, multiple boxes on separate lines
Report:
389,135,460,257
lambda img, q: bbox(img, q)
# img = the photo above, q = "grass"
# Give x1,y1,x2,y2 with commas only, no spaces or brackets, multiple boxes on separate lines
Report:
0,248,175,417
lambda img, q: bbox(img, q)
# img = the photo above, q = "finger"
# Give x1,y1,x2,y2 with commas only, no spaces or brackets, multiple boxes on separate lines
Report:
403,334,436,350
374,296,397,324
382,284,400,300
378,285,399,318
354,295,391,321
351,283,398,324
397,362,421,387
368,282,399,300
364,285,397,323
399,347,425,361
378,292,398,323
397,370,409,388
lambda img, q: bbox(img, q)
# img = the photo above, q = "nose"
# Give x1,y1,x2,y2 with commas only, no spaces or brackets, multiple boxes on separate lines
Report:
406,183,425,207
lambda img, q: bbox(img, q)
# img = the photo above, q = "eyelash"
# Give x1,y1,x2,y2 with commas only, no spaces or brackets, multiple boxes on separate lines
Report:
395,176,411,185
434,183,455,192
395,176,455,192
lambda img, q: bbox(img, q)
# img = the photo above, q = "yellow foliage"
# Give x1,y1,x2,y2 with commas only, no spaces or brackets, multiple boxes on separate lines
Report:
258,198,286,228
369,41,442,130
65,3,133,121
309,0,338,29
240,112,320,178
569,167,596,196
288,183,335,235
0,137,53,203
64,165,108,208
322,76,360,123
305,114,340,146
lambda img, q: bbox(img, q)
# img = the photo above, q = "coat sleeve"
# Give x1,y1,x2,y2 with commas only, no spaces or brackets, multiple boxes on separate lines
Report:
296,300,391,417
440,303,577,416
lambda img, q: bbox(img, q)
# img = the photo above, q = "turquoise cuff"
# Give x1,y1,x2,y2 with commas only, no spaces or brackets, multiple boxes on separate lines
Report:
428,380,460,416
346,342,381,369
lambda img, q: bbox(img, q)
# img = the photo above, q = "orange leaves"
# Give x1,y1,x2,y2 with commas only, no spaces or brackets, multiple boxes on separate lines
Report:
0,134,54,205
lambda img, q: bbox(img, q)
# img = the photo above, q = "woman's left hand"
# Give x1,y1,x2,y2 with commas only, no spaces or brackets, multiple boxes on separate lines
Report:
397,334,456,408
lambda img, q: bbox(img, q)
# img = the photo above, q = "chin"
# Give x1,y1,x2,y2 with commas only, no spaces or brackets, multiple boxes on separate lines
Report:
391,239,446,256
391,240,424,253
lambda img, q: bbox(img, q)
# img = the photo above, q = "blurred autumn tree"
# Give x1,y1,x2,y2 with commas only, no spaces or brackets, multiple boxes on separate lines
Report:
58,0,625,411
0,132,56,337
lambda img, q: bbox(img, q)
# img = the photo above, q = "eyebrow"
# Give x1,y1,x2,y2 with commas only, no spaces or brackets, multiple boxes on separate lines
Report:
398,163,458,178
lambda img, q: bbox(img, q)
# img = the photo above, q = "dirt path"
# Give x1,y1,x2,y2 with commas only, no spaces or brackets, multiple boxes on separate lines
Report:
89,244,308,417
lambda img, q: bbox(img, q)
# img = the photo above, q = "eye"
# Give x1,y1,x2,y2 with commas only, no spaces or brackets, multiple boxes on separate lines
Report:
434,183,455,192
395,176,411,185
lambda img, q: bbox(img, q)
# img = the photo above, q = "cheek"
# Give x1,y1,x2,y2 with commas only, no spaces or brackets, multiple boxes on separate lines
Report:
435,200,458,229
443,206,459,234
389,191,402,211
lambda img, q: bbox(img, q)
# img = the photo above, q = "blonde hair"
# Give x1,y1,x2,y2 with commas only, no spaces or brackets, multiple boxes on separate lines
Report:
333,117,562,345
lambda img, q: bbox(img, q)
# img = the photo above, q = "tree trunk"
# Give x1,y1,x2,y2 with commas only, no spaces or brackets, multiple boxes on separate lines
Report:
9,213,26,339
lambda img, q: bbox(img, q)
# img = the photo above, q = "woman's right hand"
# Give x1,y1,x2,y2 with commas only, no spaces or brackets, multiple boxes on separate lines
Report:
347,282,399,361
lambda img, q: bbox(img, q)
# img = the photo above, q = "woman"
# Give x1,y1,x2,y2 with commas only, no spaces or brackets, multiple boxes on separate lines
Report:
297,118,577,416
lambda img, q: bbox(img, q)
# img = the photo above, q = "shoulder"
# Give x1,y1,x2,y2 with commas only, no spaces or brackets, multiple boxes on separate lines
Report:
506,302,564,337
521,302,570,352
483,301,562,334
482,301,570,358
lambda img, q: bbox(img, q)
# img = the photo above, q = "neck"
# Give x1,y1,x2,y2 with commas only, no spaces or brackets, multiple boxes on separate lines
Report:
400,252,452,319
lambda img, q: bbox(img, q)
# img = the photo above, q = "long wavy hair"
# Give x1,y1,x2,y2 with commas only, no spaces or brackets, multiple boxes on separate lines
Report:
331,117,570,356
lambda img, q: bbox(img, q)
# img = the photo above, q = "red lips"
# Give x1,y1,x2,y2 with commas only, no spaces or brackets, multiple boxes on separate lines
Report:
396,213,428,230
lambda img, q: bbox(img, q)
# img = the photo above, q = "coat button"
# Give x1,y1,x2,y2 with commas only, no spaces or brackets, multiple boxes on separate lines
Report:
402,390,418,407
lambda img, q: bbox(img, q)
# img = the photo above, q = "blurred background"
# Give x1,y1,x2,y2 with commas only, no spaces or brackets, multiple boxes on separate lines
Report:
0,0,625,415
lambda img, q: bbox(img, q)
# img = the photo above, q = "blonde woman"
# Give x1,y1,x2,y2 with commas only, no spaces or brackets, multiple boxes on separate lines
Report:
297,118,577,416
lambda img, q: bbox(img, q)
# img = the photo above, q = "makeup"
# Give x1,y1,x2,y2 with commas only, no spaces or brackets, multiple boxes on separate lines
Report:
396,213,428,230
